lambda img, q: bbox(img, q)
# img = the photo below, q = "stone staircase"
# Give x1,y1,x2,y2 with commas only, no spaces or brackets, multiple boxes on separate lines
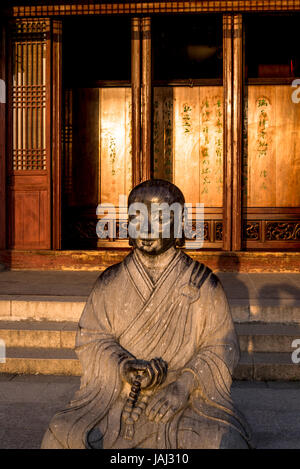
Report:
0,270,300,380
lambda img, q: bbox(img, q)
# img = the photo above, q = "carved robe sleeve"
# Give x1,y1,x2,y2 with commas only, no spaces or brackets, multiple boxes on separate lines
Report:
75,275,135,389
179,274,247,435
49,272,135,449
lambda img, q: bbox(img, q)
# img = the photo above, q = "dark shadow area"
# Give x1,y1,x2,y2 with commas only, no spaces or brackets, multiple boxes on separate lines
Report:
258,281,300,313
216,253,250,303
152,14,223,81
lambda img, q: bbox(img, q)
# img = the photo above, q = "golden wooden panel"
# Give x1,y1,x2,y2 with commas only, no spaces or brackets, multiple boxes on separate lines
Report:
245,85,300,207
99,88,132,206
153,86,223,207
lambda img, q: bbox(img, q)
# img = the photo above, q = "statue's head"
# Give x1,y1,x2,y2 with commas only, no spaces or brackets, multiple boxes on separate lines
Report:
128,179,185,255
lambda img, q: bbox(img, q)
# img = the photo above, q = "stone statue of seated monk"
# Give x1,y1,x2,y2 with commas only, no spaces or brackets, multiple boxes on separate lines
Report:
41,179,251,449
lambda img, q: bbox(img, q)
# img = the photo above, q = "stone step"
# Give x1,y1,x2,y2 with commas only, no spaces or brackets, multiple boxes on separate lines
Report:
1,295,300,324
0,348,299,380
1,321,300,354
0,320,77,349
235,323,300,353
1,347,80,376
235,352,300,381
0,296,85,322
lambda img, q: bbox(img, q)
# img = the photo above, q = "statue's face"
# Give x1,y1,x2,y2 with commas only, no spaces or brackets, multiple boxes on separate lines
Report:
128,198,177,256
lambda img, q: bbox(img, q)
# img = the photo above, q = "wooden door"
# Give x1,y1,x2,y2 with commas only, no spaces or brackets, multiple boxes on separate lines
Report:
7,19,52,249
152,86,224,249
62,87,132,248
7,18,62,250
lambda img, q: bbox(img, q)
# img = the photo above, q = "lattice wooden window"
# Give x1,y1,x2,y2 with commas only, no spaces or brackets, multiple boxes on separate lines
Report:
11,20,48,171
63,89,73,202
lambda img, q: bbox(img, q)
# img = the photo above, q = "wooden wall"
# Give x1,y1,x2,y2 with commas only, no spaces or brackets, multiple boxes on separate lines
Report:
243,85,300,248
153,86,223,207
99,88,132,205
244,85,300,208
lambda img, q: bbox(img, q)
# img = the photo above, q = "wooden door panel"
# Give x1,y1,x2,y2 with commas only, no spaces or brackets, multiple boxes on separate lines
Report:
152,86,224,249
245,85,300,207
7,19,52,250
243,85,300,248
9,187,50,248
153,86,223,207
63,87,132,248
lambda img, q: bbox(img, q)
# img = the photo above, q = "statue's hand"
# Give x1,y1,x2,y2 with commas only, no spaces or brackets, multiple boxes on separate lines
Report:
121,357,167,389
145,373,193,423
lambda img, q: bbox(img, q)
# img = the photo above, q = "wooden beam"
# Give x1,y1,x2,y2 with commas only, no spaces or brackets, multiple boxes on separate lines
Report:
0,22,6,249
131,17,141,187
232,14,243,251
11,1,300,18
223,14,233,251
52,20,62,249
141,17,151,182
2,249,300,273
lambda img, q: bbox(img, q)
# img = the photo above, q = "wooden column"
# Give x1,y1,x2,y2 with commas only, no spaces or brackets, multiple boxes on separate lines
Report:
52,20,62,249
0,22,6,249
223,15,233,251
141,17,151,182
232,14,243,251
131,18,141,187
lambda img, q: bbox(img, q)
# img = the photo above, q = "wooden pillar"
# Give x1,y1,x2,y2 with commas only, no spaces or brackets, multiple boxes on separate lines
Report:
52,20,62,249
232,14,243,251
131,18,141,187
223,15,233,251
0,22,6,249
141,17,151,182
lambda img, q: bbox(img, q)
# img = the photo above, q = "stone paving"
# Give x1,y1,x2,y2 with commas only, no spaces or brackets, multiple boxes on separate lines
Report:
0,374,300,449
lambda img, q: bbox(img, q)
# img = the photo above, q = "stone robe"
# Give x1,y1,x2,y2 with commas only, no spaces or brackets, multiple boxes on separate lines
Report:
41,249,251,449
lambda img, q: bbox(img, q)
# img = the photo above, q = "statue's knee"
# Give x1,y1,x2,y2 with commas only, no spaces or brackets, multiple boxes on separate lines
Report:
178,422,248,449
41,428,64,449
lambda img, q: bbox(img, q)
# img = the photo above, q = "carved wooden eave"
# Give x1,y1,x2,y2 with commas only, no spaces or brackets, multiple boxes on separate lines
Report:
2,0,300,18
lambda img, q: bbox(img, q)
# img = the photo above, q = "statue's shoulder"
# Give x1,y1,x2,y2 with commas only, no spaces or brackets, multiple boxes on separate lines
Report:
93,261,124,290
188,258,220,291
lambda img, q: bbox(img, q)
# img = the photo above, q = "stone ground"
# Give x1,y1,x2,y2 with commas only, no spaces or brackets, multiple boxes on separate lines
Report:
0,374,299,449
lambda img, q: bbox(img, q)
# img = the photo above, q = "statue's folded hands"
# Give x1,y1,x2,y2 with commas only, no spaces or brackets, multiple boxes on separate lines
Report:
121,357,168,389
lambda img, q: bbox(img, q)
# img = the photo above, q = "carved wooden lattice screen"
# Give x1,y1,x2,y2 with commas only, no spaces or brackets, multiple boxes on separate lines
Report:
8,19,51,249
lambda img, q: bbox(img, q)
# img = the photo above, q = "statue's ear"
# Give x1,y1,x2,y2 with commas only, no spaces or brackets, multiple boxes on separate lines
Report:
176,236,185,247
175,220,185,247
